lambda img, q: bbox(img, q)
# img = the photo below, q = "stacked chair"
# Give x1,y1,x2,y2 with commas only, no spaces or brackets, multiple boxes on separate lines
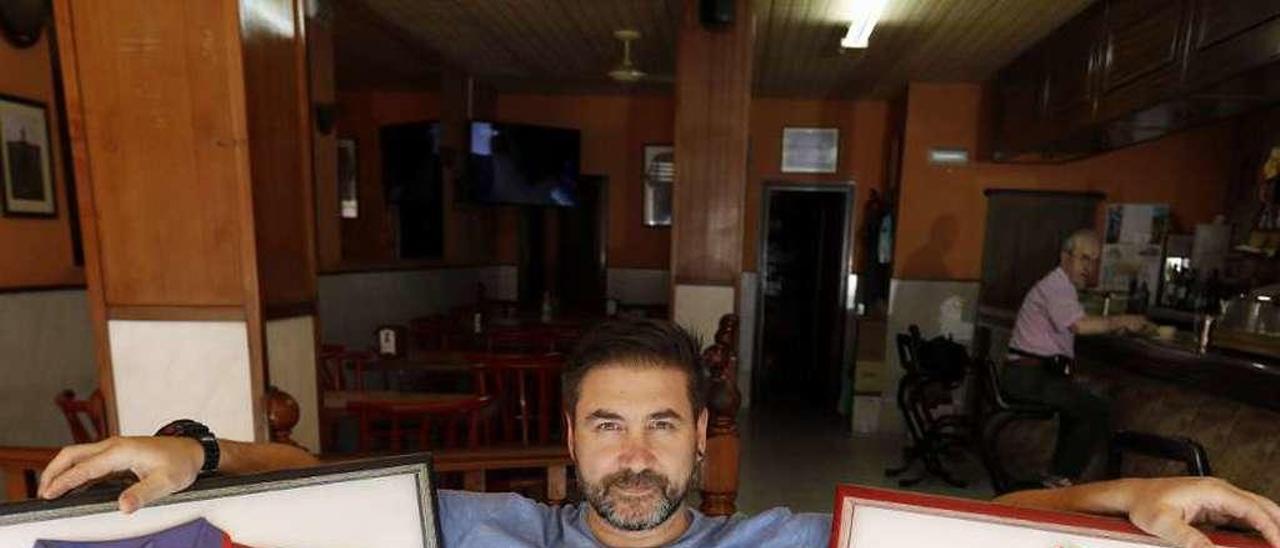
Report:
885,325,974,488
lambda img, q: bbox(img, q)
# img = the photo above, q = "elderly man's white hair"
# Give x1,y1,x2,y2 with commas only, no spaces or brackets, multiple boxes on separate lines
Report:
1061,229,1100,254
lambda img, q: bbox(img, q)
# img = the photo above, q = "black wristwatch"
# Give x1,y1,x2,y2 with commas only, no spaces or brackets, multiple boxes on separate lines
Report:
155,419,220,473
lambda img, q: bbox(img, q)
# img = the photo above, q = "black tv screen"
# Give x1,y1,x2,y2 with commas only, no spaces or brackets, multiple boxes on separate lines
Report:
468,121,579,206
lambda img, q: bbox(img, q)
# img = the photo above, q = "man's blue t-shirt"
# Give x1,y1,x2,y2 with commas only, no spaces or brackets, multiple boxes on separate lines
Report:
437,490,832,547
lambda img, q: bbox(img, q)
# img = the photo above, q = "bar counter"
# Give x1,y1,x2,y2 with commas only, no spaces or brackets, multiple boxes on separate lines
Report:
978,315,1280,501
1071,332,1280,500
1074,333,1280,413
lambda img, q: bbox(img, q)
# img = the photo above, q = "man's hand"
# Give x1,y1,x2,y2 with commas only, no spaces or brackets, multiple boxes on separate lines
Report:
1111,314,1154,334
38,436,204,514
1124,477,1280,548
996,477,1280,548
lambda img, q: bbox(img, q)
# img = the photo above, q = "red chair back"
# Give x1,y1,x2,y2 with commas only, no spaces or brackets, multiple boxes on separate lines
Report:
467,353,566,445
319,349,375,391
54,389,108,443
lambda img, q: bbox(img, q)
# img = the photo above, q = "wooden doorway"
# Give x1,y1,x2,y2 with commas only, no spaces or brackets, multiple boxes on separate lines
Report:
753,185,854,411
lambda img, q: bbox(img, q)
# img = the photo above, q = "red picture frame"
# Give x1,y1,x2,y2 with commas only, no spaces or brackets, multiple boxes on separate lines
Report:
831,485,1267,548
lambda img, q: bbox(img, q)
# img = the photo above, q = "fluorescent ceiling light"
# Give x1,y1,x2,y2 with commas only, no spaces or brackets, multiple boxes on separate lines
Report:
841,0,887,49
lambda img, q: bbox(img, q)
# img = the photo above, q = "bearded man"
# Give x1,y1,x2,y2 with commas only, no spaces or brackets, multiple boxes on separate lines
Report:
37,319,1280,547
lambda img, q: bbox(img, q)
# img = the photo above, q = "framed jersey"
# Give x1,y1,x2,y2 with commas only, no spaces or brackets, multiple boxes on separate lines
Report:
830,485,1266,548
0,454,441,547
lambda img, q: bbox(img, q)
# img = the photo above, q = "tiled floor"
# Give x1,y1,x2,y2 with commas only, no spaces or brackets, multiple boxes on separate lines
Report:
733,399,993,516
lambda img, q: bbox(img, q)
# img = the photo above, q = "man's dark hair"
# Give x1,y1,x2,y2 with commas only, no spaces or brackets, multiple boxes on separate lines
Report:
562,318,707,419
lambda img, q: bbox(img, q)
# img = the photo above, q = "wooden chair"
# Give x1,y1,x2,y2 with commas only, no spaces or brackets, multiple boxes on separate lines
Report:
54,389,108,444
350,395,492,452
317,346,377,452
319,348,376,391
409,315,458,352
470,352,567,445
484,326,559,353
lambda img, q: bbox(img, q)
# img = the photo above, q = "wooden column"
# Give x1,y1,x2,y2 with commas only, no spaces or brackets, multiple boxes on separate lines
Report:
670,0,753,341
53,0,319,448
671,1,752,517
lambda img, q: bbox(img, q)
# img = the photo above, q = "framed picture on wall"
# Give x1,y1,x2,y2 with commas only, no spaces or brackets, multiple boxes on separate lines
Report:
643,144,674,227
337,137,359,219
0,95,55,217
781,127,839,174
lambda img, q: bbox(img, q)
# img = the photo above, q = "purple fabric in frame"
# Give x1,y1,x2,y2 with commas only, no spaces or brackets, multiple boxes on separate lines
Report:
33,517,232,548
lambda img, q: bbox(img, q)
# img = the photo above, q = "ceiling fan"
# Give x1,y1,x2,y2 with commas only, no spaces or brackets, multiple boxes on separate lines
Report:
608,29,647,83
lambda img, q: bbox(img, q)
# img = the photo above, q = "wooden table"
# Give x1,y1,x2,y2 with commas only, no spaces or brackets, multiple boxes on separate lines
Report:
359,351,478,392
325,391,492,453
0,446,57,501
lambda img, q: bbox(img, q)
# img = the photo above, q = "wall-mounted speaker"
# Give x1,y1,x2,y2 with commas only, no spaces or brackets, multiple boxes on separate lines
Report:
699,0,733,28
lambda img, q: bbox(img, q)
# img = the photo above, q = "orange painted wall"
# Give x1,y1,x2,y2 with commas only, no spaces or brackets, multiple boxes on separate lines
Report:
0,34,81,288
894,83,1234,280
494,93,675,270
744,98,888,272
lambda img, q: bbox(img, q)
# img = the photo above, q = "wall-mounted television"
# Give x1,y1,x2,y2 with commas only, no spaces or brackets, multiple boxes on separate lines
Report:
467,121,580,206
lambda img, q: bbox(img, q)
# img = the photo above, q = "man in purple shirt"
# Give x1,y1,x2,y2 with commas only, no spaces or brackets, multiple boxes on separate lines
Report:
1006,229,1152,486
37,319,1280,548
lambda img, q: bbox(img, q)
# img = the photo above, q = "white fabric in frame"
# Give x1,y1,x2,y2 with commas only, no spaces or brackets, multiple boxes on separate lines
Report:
0,459,437,547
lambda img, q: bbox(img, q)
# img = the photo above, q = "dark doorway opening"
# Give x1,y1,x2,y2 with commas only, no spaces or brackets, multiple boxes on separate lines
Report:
754,186,853,413
517,175,607,315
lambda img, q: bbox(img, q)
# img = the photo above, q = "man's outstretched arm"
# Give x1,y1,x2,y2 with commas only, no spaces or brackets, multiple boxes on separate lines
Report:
38,436,319,513
996,477,1280,548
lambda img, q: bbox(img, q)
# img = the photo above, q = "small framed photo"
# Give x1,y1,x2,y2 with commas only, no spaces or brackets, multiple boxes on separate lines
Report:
0,95,55,217
831,485,1263,548
643,144,673,227
338,137,359,219
0,454,442,547
781,127,838,174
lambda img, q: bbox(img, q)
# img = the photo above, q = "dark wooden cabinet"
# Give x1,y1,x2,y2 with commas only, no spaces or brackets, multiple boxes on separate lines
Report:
1044,3,1105,128
991,44,1048,154
1185,0,1280,89
1096,0,1187,121
990,0,1280,162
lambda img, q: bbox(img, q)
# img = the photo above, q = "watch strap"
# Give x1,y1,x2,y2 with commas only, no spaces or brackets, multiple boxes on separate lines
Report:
155,419,220,473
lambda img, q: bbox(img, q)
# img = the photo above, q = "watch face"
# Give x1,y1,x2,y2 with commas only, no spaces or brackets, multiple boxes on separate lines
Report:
0,0,49,48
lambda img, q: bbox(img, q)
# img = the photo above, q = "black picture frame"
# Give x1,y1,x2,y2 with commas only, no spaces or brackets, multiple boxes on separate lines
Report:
0,454,442,547
0,93,56,217
642,143,673,227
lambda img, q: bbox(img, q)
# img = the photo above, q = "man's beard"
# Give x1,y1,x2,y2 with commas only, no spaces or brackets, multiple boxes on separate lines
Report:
584,468,693,531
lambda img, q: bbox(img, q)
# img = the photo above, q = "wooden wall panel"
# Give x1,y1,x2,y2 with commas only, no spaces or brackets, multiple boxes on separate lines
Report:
309,0,341,270
671,0,753,285
67,0,251,306
241,0,317,309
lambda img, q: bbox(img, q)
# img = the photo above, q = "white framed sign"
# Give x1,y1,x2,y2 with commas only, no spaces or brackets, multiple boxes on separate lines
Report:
0,454,441,547
832,485,1263,548
781,127,839,174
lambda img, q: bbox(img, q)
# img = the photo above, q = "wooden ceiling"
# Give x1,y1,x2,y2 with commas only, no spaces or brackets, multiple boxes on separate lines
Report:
335,0,1094,98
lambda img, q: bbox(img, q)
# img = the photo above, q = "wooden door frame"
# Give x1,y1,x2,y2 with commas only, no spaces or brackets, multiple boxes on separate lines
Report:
752,183,855,406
